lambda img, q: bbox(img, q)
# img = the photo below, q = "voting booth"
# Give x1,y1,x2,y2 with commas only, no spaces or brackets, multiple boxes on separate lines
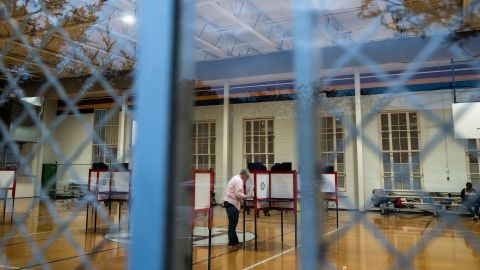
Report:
86,169,132,232
0,169,16,223
192,169,215,269
321,172,339,227
297,172,339,226
245,170,298,249
192,169,214,229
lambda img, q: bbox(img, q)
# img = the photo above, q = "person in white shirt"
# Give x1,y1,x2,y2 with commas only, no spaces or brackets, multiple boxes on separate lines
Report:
223,169,250,246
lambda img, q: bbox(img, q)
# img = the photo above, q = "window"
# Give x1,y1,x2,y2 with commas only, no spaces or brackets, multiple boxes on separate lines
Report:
320,116,345,190
244,119,274,169
92,109,119,164
0,145,19,169
466,139,480,186
380,112,421,190
192,121,216,170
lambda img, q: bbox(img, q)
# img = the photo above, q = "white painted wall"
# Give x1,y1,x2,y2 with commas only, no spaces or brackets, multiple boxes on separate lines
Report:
194,89,472,210
45,111,134,195
53,114,94,190
361,90,470,208
230,101,298,175
11,98,56,198
14,143,37,198
38,89,471,209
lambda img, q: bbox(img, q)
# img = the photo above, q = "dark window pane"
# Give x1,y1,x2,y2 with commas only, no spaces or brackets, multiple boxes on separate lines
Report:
399,113,407,125
409,113,418,128
210,123,215,135
337,153,344,163
268,154,274,165
337,175,345,189
381,114,389,131
382,139,390,151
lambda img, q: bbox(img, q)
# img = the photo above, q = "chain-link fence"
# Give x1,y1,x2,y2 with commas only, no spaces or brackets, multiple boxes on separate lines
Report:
0,0,136,269
1,0,480,269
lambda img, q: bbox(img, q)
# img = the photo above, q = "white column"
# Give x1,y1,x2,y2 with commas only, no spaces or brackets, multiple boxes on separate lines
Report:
354,70,365,212
117,97,128,163
223,80,230,180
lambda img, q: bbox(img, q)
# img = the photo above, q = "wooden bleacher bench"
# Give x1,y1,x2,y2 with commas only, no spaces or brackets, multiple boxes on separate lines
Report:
371,189,466,216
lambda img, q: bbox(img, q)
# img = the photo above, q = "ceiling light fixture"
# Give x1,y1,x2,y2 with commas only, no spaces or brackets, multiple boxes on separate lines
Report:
122,14,136,25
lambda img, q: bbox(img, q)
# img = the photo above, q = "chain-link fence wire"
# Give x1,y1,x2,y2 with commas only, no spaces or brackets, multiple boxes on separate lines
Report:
308,1,480,269
1,0,480,269
0,0,136,268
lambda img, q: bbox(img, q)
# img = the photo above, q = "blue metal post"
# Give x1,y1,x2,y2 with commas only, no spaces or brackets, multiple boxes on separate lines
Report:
129,0,176,269
294,0,322,269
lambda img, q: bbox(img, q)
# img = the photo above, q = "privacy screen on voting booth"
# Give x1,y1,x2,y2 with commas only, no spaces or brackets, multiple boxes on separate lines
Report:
0,169,16,196
251,170,298,249
253,171,270,210
88,170,131,196
269,171,297,209
192,169,215,267
321,172,339,228
253,171,298,210
192,169,214,228
253,171,297,211
0,169,17,222
296,172,338,193
320,172,337,193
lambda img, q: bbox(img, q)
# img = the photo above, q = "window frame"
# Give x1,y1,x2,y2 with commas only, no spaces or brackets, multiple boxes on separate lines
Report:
243,118,275,169
192,121,216,170
92,108,120,164
379,111,422,190
466,139,480,186
319,115,346,191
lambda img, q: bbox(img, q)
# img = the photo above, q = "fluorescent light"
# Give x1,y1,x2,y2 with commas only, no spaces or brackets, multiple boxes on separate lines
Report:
122,14,136,25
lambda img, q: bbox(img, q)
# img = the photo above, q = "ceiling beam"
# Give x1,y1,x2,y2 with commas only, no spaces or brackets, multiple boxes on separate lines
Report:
195,36,229,58
1,53,57,74
195,32,480,81
314,13,352,46
209,2,277,51
20,69,133,98
197,15,261,57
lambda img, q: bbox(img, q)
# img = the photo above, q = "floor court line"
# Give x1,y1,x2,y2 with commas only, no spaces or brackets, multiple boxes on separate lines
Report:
0,265,20,269
242,226,345,270
0,222,127,247
21,246,123,269
192,227,297,265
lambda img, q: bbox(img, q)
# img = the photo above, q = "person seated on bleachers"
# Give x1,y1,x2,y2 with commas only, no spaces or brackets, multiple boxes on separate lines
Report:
461,182,480,220
394,197,407,208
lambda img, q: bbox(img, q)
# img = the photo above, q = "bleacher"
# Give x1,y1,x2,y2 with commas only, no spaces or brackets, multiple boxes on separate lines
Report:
371,189,467,216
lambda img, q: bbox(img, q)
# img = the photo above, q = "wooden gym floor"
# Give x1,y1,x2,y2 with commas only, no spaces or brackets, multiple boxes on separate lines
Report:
0,198,479,269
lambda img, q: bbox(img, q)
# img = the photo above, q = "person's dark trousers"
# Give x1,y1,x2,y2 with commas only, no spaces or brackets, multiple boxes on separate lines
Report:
464,198,479,217
224,201,239,245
